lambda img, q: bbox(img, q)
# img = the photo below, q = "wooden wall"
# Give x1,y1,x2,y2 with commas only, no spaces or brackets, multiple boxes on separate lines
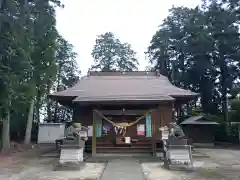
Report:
151,103,173,135
73,102,173,137
73,106,93,126
182,124,215,144
72,102,173,154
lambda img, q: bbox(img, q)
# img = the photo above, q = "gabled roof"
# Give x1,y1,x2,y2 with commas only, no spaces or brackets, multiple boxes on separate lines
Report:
180,116,219,125
50,71,198,103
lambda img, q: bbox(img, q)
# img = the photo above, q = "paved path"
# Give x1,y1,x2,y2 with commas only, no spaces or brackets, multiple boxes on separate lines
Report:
101,158,145,180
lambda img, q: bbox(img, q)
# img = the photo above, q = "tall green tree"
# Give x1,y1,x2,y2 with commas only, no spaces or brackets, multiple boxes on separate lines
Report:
0,0,79,149
205,1,240,126
147,6,218,113
147,2,240,127
91,32,139,71
22,0,60,144
47,35,80,123
0,0,33,149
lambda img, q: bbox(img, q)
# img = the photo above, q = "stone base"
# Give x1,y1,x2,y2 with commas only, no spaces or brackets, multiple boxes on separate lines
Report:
54,162,85,171
193,143,214,147
156,152,164,158
59,148,84,164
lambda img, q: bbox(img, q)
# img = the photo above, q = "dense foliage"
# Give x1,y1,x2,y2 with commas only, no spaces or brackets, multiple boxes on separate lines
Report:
147,0,240,127
91,32,139,71
2,0,240,150
0,0,80,149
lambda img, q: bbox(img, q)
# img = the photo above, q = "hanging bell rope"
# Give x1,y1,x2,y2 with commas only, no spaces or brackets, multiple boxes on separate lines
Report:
93,109,153,128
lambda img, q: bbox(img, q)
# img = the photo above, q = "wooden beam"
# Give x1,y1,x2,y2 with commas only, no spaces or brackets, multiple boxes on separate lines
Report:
92,111,97,156
98,109,148,116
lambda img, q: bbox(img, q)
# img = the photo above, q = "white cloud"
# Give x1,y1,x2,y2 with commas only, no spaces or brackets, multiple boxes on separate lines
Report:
56,0,202,75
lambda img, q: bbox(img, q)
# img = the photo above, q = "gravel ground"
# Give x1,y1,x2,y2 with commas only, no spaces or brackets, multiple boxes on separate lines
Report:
1,148,240,180
141,148,240,180
0,153,105,180
198,148,240,180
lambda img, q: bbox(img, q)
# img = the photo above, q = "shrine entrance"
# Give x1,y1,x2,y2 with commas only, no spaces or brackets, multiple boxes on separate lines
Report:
91,108,154,155
101,115,141,141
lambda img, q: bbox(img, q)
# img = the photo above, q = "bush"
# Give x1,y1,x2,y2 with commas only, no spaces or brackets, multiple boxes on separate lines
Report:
214,124,239,144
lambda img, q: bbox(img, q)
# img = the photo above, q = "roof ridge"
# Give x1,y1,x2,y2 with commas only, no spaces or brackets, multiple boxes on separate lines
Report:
88,71,159,77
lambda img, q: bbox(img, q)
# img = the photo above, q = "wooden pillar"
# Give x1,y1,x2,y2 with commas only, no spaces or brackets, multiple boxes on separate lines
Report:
172,101,175,123
92,111,97,156
152,105,160,134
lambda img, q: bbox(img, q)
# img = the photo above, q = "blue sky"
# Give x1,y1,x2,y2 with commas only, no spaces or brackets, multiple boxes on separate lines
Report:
56,0,202,75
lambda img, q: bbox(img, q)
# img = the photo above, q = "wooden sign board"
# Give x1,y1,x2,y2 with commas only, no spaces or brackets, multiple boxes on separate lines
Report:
161,130,169,140
79,131,87,138
137,124,145,136
159,126,169,140
87,126,93,137
125,137,131,144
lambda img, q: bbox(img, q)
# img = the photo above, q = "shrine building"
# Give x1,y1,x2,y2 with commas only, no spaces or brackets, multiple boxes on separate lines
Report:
49,71,198,156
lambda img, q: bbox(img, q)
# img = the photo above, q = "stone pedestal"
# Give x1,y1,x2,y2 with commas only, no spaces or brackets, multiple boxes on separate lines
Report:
58,125,88,166
59,137,86,165
59,148,84,164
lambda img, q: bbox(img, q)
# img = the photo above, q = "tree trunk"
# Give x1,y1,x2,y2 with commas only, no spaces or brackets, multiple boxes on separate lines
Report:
24,98,35,144
0,0,2,10
53,67,61,122
53,102,58,122
220,60,229,134
0,0,5,10
35,87,41,123
47,80,52,122
1,107,10,151
223,90,229,133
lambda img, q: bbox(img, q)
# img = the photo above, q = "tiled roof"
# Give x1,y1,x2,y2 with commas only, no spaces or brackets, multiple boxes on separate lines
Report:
50,71,198,103
180,116,219,125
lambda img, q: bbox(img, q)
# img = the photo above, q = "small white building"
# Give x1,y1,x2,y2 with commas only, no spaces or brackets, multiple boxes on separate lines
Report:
38,123,65,144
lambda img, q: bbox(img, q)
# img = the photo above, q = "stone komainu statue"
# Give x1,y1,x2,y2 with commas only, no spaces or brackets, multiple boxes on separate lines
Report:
169,122,185,138
64,123,88,141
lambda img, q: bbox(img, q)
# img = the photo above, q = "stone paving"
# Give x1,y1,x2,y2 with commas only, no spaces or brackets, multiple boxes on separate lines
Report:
0,155,105,180
0,148,240,180
198,148,240,180
141,159,222,180
101,158,145,180
141,148,240,180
